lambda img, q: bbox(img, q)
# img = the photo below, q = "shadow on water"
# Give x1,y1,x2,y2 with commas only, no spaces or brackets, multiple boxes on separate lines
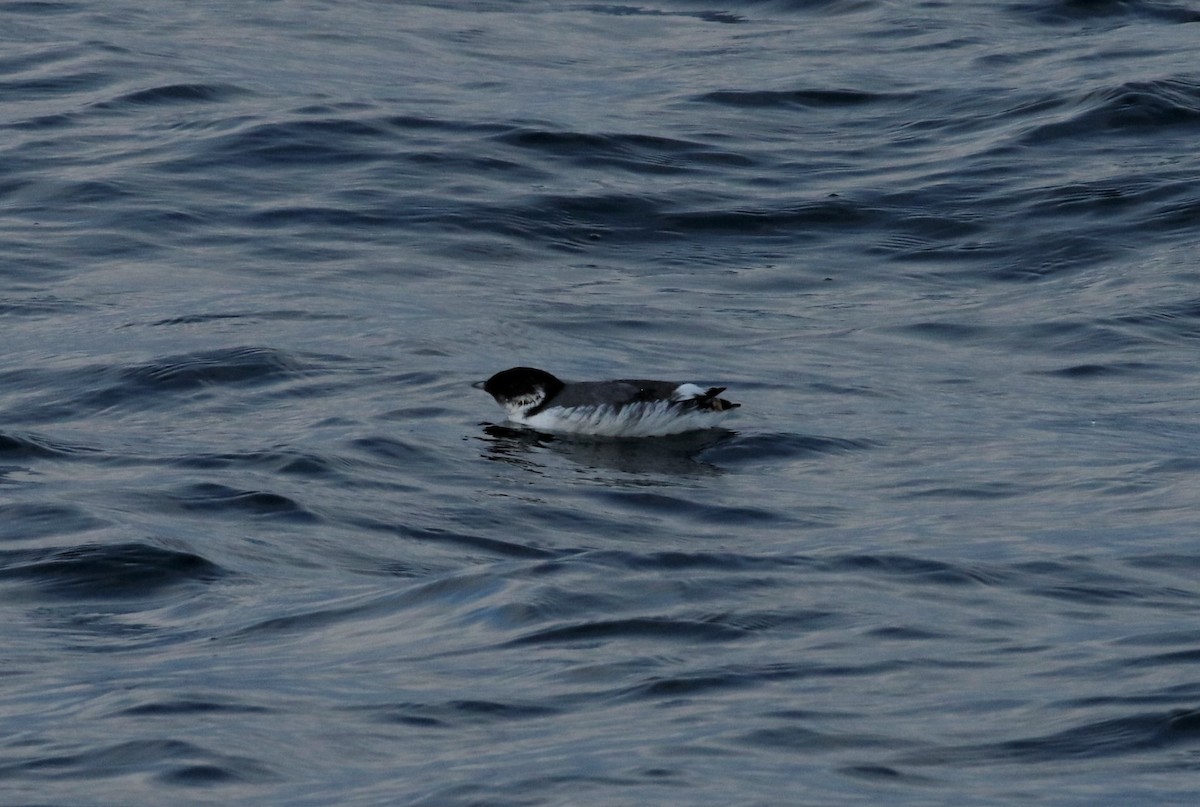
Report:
475,423,737,477
475,424,874,478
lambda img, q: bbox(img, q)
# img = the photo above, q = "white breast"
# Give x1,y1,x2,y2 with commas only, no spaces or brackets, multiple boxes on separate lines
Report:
513,401,733,437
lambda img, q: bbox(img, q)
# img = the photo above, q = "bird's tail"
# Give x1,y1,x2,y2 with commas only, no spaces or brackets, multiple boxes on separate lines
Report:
694,386,740,412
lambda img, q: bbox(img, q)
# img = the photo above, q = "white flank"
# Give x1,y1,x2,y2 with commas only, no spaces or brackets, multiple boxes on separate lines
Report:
671,383,706,401
514,400,733,437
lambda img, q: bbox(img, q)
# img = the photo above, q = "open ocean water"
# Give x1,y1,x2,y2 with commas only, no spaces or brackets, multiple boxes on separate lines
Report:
3,0,1200,804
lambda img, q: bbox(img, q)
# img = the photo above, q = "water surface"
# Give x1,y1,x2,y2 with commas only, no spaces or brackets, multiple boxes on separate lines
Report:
2,1,1200,804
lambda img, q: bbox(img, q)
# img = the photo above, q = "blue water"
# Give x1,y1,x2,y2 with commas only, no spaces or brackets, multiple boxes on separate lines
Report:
3,1,1200,804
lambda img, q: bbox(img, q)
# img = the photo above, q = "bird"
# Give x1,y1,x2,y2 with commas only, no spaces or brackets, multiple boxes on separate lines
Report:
473,366,739,437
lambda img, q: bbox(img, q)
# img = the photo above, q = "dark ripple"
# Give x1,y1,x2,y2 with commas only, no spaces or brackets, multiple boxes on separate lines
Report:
4,347,311,422
592,489,782,526
173,448,343,478
351,434,438,464
1039,362,1161,379
703,432,875,464
1026,582,1158,605
893,479,1029,501
626,658,905,701
698,88,900,108
0,502,108,540
510,616,747,646
1122,647,1200,669
0,2,81,17
840,764,931,783
0,738,273,784
142,309,348,327
1015,559,1198,608
0,69,110,98
894,318,1148,356
454,191,668,247
1065,682,1200,709
146,482,317,522
903,708,1200,765
383,112,505,134
161,764,255,785
1117,296,1200,343
0,295,92,317
230,600,376,640
1023,78,1200,143
246,204,402,231
661,196,871,235
117,698,270,717
199,117,396,167
120,346,307,391
493,127,753,174
398,526,560,560
1015,1,1200,26
366,699,559,728
0,430,98,459
95,82,249,109
230,570,529,642
741,724,896,752
40,177,136,206
1027,178,1178,219
832,554,999,587
0,542,224,600
579,4,745,23
1127,553,1200,573
576,549,808,573
986,234,1122,282
808,553,1197,608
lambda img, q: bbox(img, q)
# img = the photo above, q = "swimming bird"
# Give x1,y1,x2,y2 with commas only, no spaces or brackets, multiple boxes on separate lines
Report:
473,366,739,437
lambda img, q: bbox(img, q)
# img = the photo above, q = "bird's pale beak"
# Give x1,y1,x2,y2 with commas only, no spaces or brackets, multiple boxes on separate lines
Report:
471,380,486,390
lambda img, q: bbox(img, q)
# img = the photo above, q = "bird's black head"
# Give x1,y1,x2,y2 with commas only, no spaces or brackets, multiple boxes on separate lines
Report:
474,367,564,406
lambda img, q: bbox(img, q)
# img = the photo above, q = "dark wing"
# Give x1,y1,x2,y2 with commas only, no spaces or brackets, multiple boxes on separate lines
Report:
546,379,679,409
545,379,739,411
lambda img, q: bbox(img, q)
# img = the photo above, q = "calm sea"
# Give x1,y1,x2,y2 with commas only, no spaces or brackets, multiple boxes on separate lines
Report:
3,1,1200,804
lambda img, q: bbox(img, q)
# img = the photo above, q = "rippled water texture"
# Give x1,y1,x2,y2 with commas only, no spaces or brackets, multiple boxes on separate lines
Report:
3,1,1200,804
